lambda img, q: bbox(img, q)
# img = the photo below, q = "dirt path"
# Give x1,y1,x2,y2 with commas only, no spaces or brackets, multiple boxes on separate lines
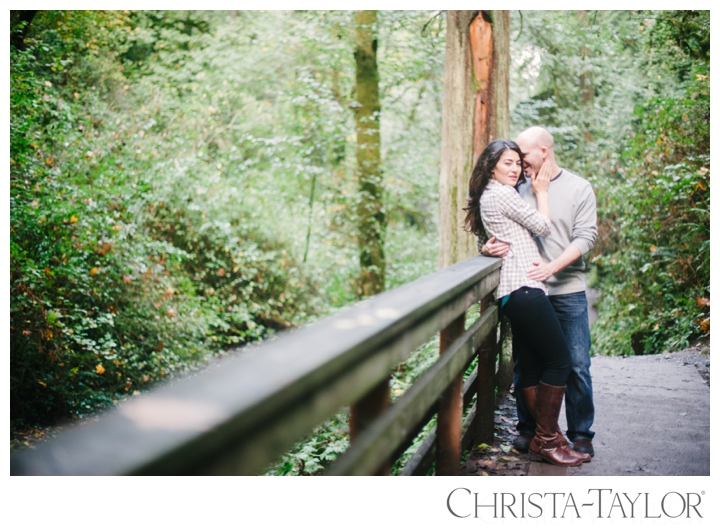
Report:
566,345,710,476
462,343,710,477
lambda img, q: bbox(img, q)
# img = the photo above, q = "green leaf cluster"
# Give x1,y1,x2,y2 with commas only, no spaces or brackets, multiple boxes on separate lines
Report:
591,13,710,355
10,10,445,430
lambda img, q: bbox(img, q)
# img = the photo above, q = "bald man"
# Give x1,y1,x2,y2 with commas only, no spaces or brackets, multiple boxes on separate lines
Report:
481,126,598,457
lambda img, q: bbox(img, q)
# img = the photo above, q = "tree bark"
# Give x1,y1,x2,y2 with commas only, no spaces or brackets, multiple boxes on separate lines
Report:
488,10,510,141
354,10,385,296
439,11,510,269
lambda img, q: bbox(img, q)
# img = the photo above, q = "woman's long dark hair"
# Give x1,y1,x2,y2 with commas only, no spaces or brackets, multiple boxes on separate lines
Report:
462,139,526,238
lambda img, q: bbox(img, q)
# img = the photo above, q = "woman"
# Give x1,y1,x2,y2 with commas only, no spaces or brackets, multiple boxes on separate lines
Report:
463,139,589,467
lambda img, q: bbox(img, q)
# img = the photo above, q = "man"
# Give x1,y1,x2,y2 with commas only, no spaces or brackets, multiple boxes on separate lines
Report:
480,126,598,457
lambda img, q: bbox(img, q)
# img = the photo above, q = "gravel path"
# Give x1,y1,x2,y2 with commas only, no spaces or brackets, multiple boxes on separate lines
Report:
462,342,710,477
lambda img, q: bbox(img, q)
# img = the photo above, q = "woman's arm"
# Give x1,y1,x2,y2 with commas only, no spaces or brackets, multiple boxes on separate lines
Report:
530,160,552,220
496,185,551,237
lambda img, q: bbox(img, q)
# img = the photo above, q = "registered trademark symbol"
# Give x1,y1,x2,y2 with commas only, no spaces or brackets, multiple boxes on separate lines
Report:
701,491,705,495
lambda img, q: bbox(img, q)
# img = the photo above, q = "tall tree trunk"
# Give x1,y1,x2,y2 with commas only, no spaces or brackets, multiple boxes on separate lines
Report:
439,10,510,269
354,10,385,296
351,13,389,468
488,11,510,141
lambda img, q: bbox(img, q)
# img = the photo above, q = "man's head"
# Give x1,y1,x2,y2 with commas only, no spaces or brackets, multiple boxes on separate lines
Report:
515,126,555,178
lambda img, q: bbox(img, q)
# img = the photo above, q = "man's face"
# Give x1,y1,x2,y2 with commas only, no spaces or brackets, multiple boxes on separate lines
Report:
516,138,544,178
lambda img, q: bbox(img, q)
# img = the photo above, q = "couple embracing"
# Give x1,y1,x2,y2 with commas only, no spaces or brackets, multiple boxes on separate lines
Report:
464,126,597,467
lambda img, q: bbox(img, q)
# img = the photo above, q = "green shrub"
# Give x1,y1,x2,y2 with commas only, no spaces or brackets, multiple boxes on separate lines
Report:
592,62,709,355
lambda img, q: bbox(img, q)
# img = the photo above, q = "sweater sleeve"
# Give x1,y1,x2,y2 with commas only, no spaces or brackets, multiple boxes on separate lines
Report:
570,182,598,255
498,185,552,238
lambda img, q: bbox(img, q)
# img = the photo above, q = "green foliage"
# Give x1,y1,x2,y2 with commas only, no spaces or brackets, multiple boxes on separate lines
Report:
591,62,709,355
10,10,444,431
265,411,351,476
10,11,321,426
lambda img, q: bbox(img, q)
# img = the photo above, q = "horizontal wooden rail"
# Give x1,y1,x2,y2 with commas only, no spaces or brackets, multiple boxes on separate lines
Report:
327,306,497,475
11,256,501,476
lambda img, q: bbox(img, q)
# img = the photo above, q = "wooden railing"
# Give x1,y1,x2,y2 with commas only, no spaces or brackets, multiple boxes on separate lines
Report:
11,255,512,476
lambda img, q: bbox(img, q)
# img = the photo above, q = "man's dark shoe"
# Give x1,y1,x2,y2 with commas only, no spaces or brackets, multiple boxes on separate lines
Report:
570,437,594,457
512,432,534,453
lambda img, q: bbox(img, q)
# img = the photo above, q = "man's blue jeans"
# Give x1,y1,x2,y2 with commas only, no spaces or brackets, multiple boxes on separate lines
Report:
514,290,595,440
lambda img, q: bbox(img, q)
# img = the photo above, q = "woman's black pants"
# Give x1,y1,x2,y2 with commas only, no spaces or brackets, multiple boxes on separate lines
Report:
503,286,571,389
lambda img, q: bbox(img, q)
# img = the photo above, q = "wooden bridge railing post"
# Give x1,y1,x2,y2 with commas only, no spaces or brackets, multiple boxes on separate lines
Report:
435,312,466,476
495,317,512,398
474,293,498,445
350,378,391,475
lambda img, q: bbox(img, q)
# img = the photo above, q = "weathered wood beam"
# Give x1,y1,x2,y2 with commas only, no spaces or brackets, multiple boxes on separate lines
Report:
326,306,497,476
12,256,500,476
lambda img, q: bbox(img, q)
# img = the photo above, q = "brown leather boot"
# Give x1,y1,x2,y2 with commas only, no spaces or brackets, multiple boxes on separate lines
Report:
523,385,590,463
523,385,538,415
528,382,588,467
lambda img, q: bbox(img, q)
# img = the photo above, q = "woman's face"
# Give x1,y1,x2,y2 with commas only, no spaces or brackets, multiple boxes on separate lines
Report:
491,149,522,187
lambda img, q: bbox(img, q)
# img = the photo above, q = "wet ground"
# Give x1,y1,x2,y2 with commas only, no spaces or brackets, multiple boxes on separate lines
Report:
461,342,710,477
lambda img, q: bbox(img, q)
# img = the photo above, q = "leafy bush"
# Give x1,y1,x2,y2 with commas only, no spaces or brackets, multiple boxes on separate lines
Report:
591,57,709,355
10,12,319,427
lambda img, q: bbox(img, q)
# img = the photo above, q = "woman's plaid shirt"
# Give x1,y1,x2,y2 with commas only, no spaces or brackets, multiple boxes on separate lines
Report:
480,179,552,298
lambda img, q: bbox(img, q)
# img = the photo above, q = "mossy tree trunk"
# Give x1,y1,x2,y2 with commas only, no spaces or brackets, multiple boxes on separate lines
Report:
353,10,385,297
439,10,510,269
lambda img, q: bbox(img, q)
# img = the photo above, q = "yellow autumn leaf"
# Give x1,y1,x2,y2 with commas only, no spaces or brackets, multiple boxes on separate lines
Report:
89,267,100,276
69,214,79,224
95,364,105,375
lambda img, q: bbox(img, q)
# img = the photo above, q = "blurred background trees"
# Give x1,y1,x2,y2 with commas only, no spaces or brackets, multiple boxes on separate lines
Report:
10,10,709,438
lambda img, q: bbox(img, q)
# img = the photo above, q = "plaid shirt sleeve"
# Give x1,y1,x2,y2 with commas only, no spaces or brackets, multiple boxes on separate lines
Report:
496,185,551,237
480,181,550,297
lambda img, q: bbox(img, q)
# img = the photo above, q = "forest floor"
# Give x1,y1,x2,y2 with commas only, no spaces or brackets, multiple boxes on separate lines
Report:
460,340,710,477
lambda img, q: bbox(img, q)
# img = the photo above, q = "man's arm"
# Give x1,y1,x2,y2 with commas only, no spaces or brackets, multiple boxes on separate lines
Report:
526,245,581,282
526,180,597,281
